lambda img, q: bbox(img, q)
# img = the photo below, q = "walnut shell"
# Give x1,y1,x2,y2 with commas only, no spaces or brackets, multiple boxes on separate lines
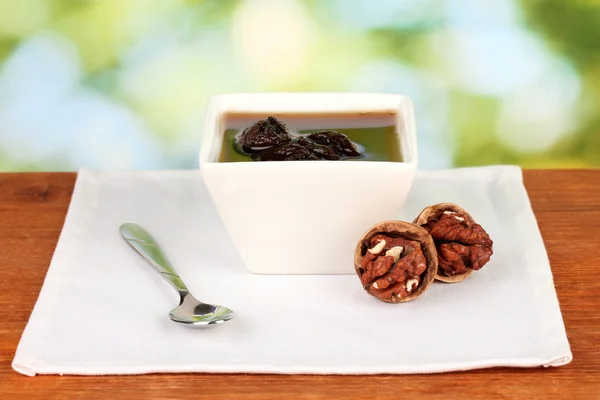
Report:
414,203,492,283
354,221,438,303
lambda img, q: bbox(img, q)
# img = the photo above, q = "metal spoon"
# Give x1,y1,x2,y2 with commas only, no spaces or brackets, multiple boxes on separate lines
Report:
119,223,234,326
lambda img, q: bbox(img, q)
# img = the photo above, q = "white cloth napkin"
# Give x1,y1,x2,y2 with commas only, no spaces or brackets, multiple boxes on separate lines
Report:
12,166,572,376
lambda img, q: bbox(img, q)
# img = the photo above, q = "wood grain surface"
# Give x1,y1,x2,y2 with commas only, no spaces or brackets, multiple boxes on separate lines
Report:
1,170,599,399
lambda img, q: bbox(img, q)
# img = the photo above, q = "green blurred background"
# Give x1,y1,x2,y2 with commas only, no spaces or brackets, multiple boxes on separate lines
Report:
0,0,599,171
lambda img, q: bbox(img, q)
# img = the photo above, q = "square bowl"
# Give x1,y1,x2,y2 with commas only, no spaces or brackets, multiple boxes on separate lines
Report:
199,93,418,274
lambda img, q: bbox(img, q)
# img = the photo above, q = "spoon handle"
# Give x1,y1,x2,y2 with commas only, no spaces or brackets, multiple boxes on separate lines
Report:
119,223,189,295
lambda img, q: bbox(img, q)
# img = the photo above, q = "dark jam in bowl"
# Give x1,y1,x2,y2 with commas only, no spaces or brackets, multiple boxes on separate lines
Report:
218,112,403,162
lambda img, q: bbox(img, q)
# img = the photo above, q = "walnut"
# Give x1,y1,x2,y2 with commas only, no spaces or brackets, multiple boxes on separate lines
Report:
253,142,319,161
354,221,438,303
237,116,292,154
234,117,365,161
306,130,361,157
414,203,493,283
295,137,341,160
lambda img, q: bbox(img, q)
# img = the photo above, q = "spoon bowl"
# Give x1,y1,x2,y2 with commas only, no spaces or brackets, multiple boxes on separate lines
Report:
119,222,234,326
169,293,234,326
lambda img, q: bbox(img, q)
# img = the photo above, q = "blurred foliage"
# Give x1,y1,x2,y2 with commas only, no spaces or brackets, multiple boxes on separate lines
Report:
520,0,600,168
451,93,509,166
0,0,598,171
522,0,600,70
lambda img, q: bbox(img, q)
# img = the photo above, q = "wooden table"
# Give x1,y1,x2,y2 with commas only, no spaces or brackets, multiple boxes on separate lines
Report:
1,170,599,399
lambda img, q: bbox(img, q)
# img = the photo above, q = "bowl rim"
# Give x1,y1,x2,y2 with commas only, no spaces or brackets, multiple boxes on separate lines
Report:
199,92,418,167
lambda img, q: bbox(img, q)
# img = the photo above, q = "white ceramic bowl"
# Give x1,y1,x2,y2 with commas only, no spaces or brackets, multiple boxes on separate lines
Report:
199,93,417,274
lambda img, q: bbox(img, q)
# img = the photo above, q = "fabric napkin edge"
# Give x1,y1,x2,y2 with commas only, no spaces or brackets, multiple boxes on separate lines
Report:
499,167,573,366
13,355,574,377
11,165,573,376
12,168,102,377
